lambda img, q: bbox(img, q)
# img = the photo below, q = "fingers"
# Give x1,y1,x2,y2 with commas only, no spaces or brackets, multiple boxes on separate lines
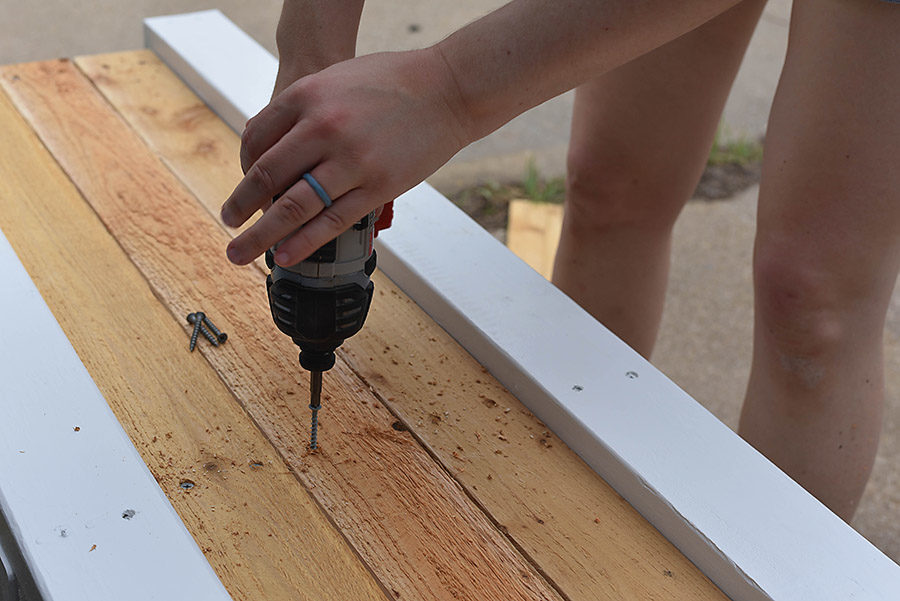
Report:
239,95,301,174
270,188,374,266
225,165,353,266
224,127,320,228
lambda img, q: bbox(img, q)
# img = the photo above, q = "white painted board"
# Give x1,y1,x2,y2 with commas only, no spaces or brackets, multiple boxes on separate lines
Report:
144,11,275,133
145,10,900,600
0,229,233,601
382,186,900,601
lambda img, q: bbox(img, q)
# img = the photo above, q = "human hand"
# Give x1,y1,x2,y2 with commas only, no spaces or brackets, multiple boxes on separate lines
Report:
221,48,472,266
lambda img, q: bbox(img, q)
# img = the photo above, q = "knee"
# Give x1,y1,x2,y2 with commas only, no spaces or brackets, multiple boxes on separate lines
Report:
564,143,684,233
753,245,848,368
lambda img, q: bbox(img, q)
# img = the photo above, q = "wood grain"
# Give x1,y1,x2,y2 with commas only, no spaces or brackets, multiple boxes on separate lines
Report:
1,58,564,601
506,199,564,279
75,50,727,601
73,51,267,273
0,86,386,601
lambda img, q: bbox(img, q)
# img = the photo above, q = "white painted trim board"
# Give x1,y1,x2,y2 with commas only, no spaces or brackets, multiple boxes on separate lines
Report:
145,10,900,600
0,229,233,601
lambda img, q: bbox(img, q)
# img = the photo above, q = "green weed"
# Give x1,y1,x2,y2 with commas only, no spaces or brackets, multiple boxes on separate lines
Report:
708,127,764,166
521,159,565,204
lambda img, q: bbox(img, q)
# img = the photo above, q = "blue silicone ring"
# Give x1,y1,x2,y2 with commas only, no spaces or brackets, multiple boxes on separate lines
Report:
302,172,333,208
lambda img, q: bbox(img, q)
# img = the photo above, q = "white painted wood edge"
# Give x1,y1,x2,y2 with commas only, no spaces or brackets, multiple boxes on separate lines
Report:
145,10,900,600
0,229,233,601
144,11,275,133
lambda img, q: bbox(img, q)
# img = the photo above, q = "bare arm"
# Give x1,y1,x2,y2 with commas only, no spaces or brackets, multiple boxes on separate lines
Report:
272,0,365,97
222,0,739,266
437,0,740,140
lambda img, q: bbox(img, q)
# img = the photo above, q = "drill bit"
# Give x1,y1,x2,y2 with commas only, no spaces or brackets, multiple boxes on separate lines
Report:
308,370,323,449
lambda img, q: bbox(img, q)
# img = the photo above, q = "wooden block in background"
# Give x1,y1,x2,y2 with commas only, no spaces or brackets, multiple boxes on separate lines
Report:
506,199,564,280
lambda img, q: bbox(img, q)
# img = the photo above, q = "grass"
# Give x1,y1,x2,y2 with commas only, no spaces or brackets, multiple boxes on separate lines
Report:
451,126,765,230
521,159,565,204
707,127,764,167
484,128,763,205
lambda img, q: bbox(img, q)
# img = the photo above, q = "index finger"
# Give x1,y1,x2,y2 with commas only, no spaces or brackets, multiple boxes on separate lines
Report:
271,188,375,266
240,94,303,173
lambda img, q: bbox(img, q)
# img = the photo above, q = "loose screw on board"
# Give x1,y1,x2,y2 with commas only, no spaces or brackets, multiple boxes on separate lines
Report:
186,312,226,350
193,312,219,347
188,314,203,352
201,314,228,343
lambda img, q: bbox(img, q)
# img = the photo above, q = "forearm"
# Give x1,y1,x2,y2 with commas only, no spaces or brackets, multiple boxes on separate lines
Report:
274,0,365,94
434,0,741,140
223,0,748,266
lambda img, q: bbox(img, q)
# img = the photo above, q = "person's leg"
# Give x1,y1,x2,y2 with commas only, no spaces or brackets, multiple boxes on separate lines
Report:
553,0,766,357
740,0,900,520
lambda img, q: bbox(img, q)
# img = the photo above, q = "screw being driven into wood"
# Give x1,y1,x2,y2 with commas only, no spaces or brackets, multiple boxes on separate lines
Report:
309,370,323,450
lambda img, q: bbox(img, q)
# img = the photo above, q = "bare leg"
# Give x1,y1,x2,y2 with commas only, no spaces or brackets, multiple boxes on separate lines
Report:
553,0,766,357
740,0,900,520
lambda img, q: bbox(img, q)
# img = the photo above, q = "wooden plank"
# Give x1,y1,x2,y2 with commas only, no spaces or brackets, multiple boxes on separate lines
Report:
0,229,233,601
77,50,243,229
0,85,386,601
382,183,900,601
144,10,275,138
71,49,264,275
506,199,564,279
0,59,564,601
144,11,900,600
77,49,730,601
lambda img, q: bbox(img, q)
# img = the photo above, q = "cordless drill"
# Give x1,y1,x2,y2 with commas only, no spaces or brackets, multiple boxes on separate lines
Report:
265,210,378,449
